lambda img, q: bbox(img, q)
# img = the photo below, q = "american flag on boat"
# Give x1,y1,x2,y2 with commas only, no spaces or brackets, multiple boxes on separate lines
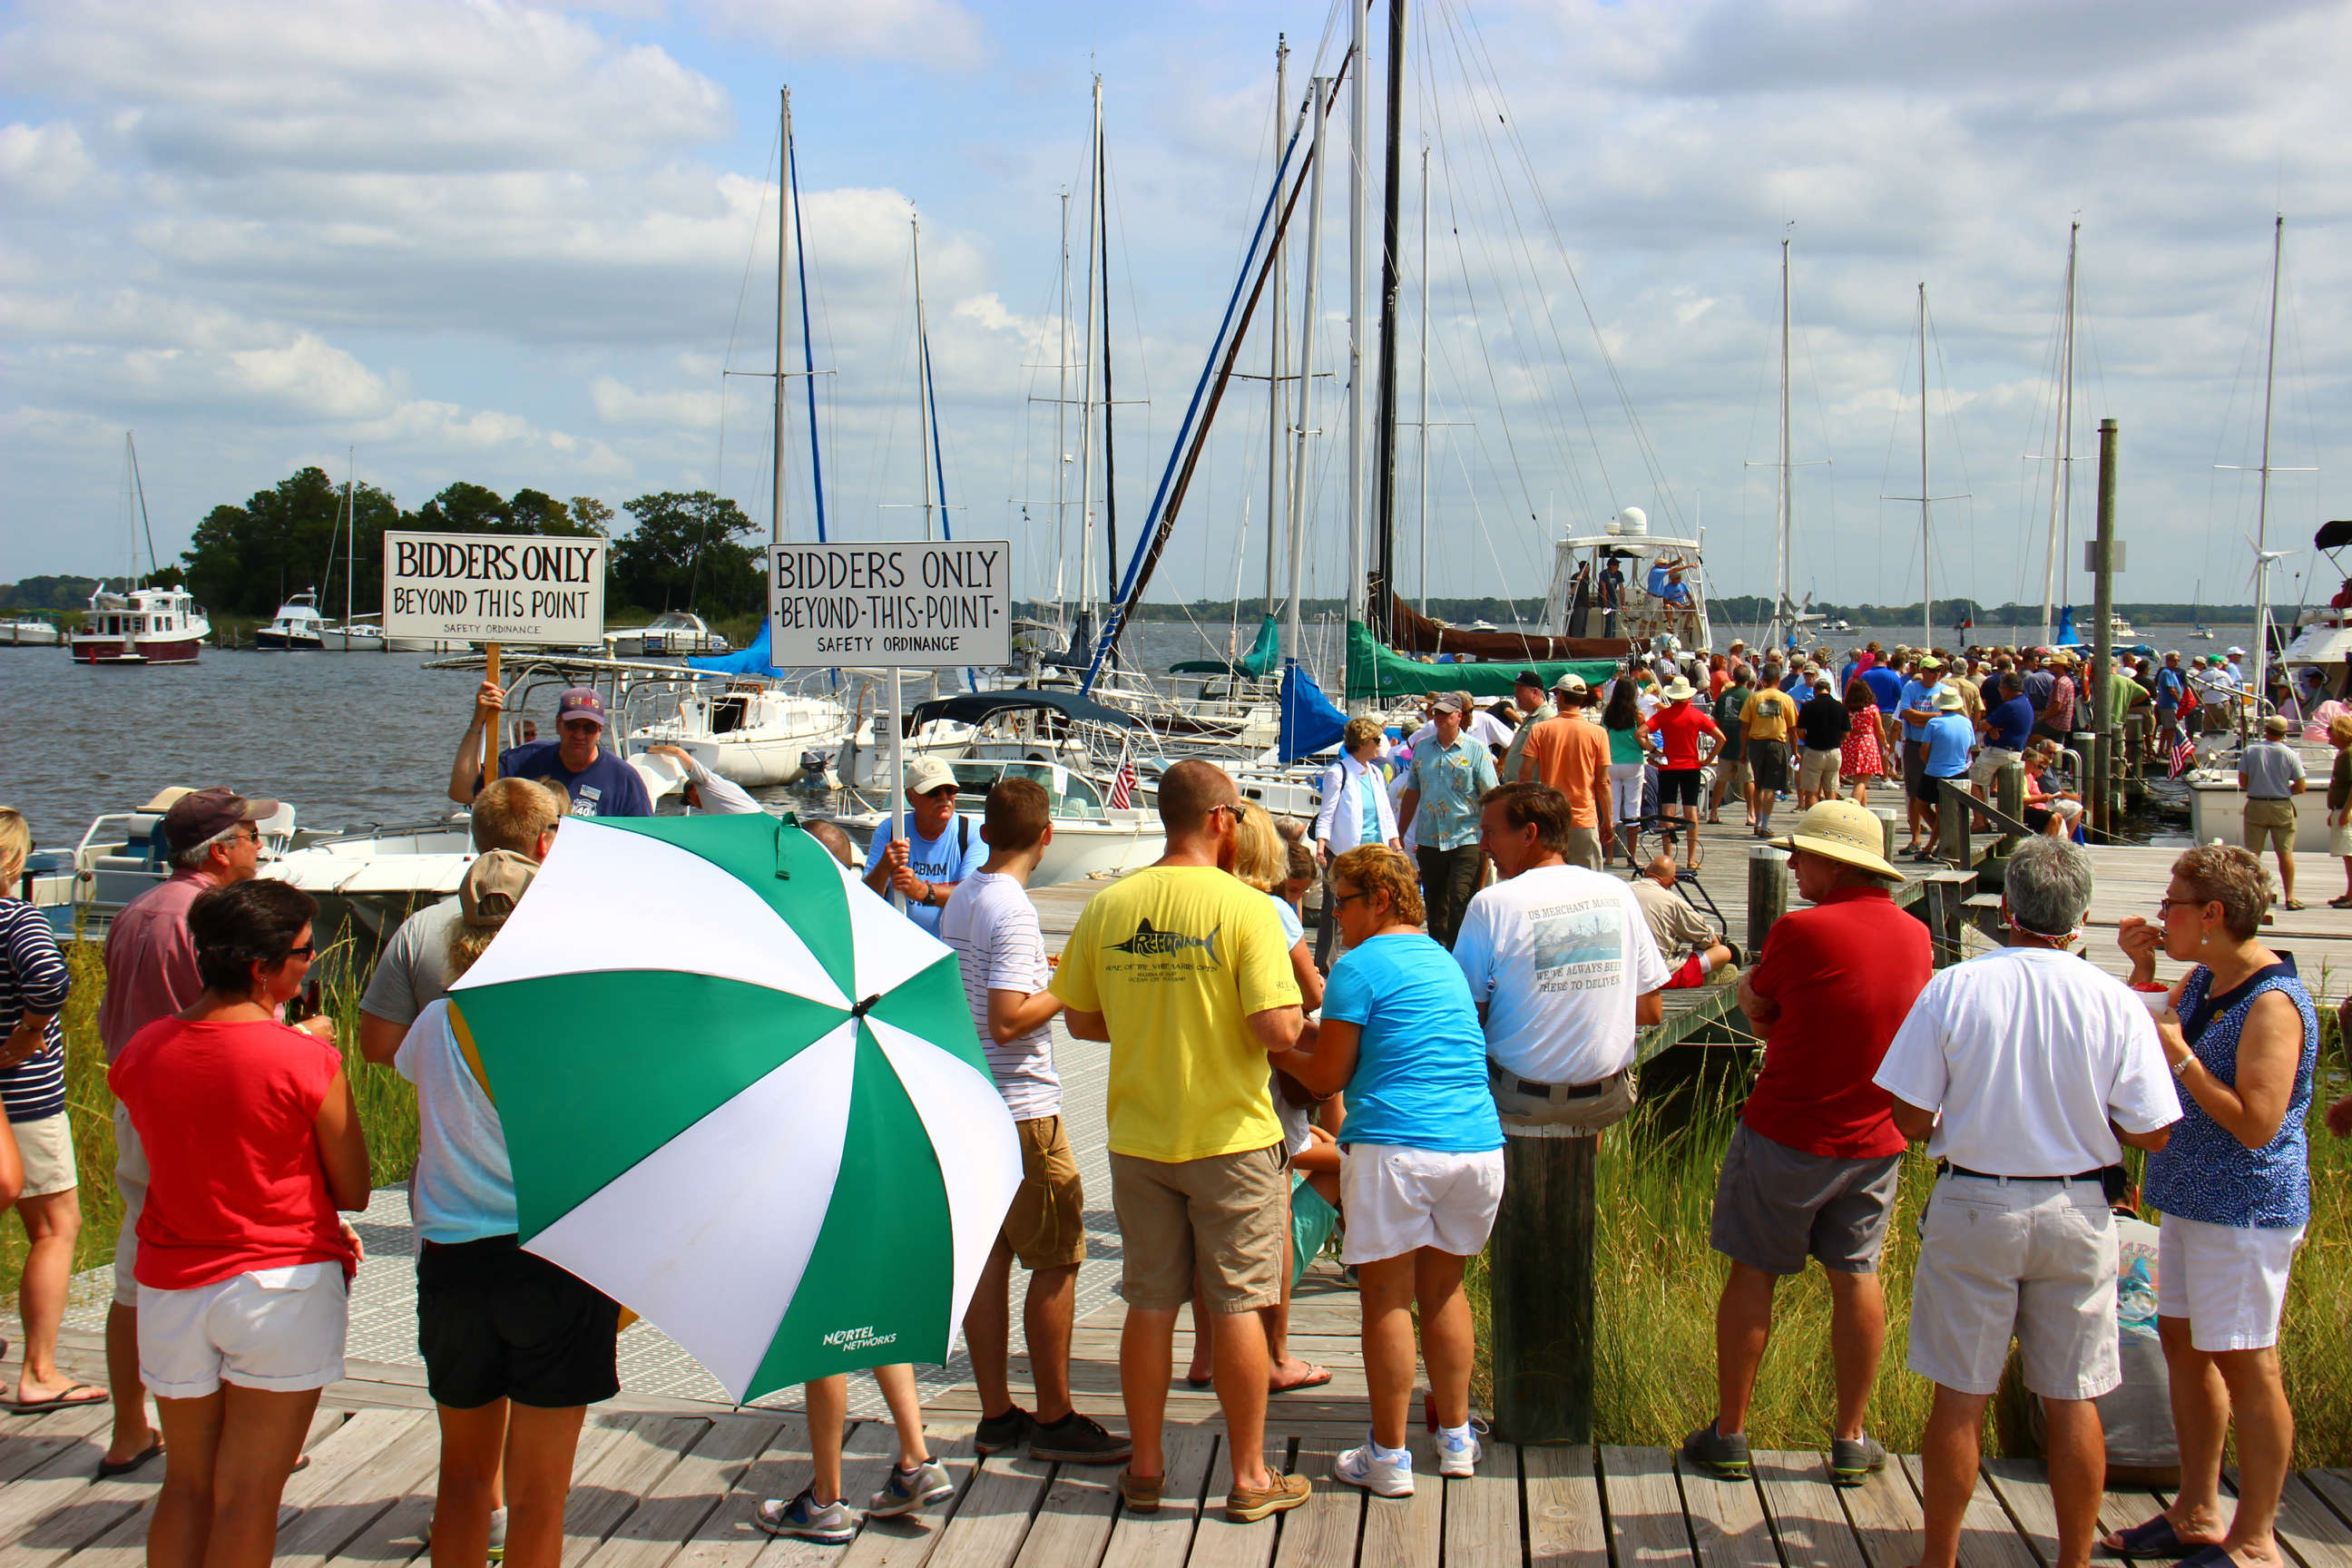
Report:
2168,735,2197,780
1109,745,1138,809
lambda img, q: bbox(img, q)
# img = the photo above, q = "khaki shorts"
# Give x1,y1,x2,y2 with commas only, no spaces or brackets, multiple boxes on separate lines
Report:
1001,1115,1086,1270
1717,759,1752,796
2244,798,2297,855
1971,746,2021,785
14,1112,77,1199
1798,748,1842,794
1110,1143,1289,1314
1564,825,1602,870
1488,1061,1637,1136
1906,1172,2117,1400
113,1102,149,1308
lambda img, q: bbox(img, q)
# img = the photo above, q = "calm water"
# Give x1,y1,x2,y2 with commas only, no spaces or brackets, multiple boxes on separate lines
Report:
0,617,2235,850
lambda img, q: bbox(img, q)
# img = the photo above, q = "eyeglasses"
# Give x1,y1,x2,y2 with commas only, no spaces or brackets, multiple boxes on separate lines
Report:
921,785,959,799
1213,803,1245,826
286,944,318,961
1331,889,1367,906
2154,897,2207,917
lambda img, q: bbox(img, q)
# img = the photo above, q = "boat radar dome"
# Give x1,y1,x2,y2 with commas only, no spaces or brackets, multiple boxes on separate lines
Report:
1613,506,1648,538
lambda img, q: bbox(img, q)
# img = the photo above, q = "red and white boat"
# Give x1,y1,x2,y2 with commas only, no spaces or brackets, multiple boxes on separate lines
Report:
69,584,211,664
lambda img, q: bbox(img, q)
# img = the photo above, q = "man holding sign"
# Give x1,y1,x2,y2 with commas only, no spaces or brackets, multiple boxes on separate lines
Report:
448,684,651,818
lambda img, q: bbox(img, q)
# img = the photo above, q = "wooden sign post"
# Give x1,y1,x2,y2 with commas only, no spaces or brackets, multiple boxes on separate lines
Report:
480,642,503,783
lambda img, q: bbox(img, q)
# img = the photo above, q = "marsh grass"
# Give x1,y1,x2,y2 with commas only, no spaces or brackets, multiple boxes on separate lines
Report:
0,937,421,1288
1467,1027,2352,1465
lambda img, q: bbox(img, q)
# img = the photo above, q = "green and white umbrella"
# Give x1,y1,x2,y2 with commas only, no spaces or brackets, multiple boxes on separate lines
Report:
446,813,1021,1403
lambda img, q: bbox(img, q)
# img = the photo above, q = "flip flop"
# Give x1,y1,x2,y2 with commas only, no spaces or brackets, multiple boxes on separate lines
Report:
2100,1515,2200,1558
4,1384,106,1414
2284,900,2308,911
1183,1371,1213,1389
97,1440,163,1479
2174,1549,2237,1568
2330,896,2352,909
1269,1364,1332,1395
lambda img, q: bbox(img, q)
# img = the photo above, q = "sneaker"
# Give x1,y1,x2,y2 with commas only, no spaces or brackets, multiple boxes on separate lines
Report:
1333,1435,1416,1498
1226,1470,1312,1521
1436,1421,1485,1479
1681,1420,1752,1482
1828,1433,1887,1488
975,1406,1034,1456
867,1458,956,1517
1028,1411,1133,1465
487,1507,507,1563
754,1488,855,1544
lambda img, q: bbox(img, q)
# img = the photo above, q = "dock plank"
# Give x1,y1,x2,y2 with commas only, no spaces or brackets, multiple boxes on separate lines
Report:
833,1428,979,1568
1897,1454,2037,1568
584,1414,788,1568
1006,1459,1118,1568
1265,1442,1362,1568
1602,1446,1697,1567
1753,1450,1868,1568
1093,1426,1214,1568
278,1413,443,1568
2258,1472,2352,1568
1443,1436,1521,1568
925,1452,1053,1568
1524,1444,1607,1568
1677,1455,1774,1568
0,1403,113,1486
1838,1459,1928,1568
2306,1471,2352,1529
1357,1433,1441,1568
1182,1435,1289,1568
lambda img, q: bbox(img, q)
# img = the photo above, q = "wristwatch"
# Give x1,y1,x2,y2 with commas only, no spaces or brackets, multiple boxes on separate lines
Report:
922,882,939,907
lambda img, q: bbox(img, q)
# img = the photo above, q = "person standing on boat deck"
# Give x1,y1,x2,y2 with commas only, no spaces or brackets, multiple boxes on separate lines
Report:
1873,838,2180,1568
96,787,289,1480
0,808,80,1416
863,757,978,937
1681,800,1926,1490
1455,783,1666,1140
1049,760,1310,1524
2107,845,2315,1568
1397,693,1498,950
2238,715,2308,911
938,778,1131,1469
1519,675,1612,871
447,683,651,818
1313,717,1403,969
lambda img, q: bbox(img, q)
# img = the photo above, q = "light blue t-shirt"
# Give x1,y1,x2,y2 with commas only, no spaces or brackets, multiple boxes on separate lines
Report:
1269,891,1304,947
1898,678,1945,742
1923,712,1975,777
1359,783,1383,847
394,998,517,1245
863,812,979,936
1324,933,1504,1153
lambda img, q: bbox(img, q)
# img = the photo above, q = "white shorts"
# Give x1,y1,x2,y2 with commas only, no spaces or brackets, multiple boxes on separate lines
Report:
139,1263,348,1398
1906,1174,2118,1400
2156,1213,2304,1352
1972,747,2022,785
113,1102,148,1308
14,1112,77,1199
1338,1144,1504,1266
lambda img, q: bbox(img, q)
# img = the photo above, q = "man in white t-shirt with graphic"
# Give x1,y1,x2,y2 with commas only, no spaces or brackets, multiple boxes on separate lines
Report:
1455,781,1668,1133
938,776,1131,1467
1872,836,2180,1568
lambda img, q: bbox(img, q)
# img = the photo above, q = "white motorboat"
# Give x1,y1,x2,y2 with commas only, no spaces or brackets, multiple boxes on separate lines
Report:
0,616,60,647
605,612,732,660
819,758,1164,890
1541,510,1714,655
255,591,330,650
626,680,850,787
69,583,210,665
38,794,305,931
2183,746,2337,855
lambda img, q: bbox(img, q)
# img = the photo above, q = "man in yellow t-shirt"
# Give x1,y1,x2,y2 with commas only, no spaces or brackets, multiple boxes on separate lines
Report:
1051,759,1310,1524
1739,673,1801,838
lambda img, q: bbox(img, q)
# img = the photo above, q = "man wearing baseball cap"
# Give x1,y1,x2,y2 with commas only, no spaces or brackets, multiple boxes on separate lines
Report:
447,681,651,818
95,787,300,1474
864,757,979,936
1496,671,1553,787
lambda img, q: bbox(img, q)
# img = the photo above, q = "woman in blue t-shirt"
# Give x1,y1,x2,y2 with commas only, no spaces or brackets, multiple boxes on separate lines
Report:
2110,844,2316,1568
1275,845,1502,1502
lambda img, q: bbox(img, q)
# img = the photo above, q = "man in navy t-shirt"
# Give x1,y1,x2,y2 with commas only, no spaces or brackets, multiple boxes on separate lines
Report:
863,756,979,937
448,682,652,818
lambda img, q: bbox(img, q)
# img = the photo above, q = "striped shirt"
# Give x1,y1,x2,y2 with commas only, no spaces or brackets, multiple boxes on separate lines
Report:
0,899,70,1122
936,870,1060,1121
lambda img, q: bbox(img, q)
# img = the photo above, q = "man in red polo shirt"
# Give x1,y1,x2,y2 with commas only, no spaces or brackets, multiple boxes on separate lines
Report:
1680,799,1930,1491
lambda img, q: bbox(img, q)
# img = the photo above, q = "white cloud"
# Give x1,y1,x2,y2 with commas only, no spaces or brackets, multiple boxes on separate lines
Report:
0,122,97,202
589,374,722,428
691,0,986,71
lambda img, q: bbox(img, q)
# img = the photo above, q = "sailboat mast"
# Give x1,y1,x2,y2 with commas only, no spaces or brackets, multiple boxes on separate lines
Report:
1286,77,1332,669
1775,240,1790,653
912,214,936,542
1370,0,1406,640
1416,140,1431,621
128,432,157,591
1919,282,1932,648
774,89,791,548
2041,221,2077,645
1265,36,1288,622
1053,190,1071,609
786,94,828,543
2253,212,2284,712
345,447,356,648
1346,0,1367,632
1076,75,1102,623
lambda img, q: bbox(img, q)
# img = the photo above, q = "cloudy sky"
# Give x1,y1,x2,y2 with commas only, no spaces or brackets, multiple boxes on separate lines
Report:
3,0,2345,635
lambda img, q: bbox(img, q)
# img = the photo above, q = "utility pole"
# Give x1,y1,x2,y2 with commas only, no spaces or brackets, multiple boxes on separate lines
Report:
2089,417,2119,837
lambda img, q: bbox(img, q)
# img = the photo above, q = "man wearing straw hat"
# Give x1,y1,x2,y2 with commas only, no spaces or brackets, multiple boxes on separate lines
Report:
1681,800,1929,1489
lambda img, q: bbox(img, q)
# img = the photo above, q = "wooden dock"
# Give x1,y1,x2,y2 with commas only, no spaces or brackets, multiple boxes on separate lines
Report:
15,1271,2352,1568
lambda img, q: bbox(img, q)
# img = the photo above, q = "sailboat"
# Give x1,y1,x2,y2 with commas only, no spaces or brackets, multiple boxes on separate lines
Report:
2189,582,2215,640
1886,281,1965,649
70,434,211,665
2035,223,2082,647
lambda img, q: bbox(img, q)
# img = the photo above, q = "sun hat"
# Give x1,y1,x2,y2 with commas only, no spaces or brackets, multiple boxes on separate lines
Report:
162,786,279,856
556,687,607,727
905,756,958,795
460,848,539,928
1662,676,1695,701
1774,799,1900,880
1936,689,1966,711
2263,714,2291,736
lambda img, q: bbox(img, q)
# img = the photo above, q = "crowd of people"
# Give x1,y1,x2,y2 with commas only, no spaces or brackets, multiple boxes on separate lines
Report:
0,638,2347,1567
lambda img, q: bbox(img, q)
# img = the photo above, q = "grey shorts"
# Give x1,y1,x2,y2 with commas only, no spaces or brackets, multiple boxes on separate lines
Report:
1709,1122,1900,1276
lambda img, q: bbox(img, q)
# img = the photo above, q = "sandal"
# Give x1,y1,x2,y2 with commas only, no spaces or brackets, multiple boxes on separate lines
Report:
2328,896,2352,909
2284,899,2308,911
3,1383,107,1414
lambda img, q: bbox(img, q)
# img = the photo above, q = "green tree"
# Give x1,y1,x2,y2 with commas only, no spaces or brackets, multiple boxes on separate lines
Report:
611,491,761,615
181,466,348,616
568,495,615,535
412,481,513,533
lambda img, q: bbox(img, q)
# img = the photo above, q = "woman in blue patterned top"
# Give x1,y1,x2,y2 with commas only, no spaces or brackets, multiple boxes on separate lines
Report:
0,807,87,1409
2109,844,2315,1567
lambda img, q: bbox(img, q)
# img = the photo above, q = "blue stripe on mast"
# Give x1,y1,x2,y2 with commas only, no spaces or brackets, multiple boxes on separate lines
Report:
922,318,975,690
1080,108,1306,695
789,131,827,544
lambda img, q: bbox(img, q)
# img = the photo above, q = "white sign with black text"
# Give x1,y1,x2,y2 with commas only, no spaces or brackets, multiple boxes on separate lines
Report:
768,541,1012,668
382,531,607,647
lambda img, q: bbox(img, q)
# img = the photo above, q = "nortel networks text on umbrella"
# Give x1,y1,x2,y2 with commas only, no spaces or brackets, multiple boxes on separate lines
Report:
769,542,1013,668
381,530,608,646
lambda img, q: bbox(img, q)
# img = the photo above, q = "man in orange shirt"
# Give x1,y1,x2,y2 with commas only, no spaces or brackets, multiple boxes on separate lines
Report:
1517,675,1612,869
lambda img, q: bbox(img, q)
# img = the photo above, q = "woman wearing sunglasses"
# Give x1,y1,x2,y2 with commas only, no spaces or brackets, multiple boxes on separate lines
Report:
110,878,370,1568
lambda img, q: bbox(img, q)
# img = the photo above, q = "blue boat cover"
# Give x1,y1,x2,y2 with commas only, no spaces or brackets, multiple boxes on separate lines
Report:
688,621,787,677
1279,660,1350,762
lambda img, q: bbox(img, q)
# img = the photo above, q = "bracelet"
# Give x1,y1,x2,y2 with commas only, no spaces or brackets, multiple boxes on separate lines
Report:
2169,1051,2194,1079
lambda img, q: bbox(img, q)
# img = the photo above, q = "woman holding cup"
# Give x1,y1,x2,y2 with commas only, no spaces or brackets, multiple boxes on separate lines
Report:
2111,844,2316,1568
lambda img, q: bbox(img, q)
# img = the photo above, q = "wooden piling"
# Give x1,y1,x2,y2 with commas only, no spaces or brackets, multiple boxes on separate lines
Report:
1747,844,1789,958
1490,1128,1598,1445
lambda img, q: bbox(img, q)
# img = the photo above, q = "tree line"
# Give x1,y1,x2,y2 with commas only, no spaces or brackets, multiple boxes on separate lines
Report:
140,469,769,621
